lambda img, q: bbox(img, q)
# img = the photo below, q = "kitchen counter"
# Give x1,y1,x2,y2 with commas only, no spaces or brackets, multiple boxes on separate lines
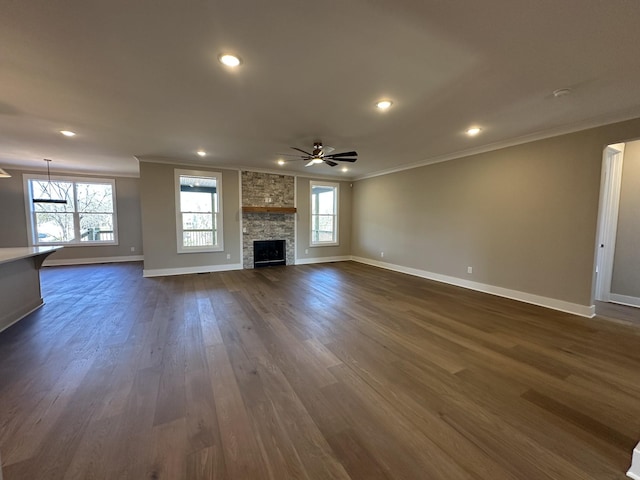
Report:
0,246,62,332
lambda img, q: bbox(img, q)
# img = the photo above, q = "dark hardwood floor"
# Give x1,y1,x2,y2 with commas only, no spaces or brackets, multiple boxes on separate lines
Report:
0,261,639,479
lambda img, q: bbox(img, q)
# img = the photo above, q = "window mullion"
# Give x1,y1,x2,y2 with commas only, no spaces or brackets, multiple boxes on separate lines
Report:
73,182,81,242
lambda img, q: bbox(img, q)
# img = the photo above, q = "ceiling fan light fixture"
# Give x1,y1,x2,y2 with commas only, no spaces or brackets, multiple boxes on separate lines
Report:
312,158,323,164
218,54,241,67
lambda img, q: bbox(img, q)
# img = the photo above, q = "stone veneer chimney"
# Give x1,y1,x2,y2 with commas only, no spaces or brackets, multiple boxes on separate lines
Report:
241,171,295,268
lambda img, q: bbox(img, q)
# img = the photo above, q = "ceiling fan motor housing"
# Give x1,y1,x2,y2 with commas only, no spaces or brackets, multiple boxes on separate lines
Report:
313,142,323,157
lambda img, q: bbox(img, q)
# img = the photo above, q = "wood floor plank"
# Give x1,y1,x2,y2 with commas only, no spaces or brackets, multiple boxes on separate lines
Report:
0,261,638,479
205,344,270,479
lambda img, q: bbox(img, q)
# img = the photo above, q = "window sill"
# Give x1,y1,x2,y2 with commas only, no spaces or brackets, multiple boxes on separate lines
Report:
178,247,224,254
33,242,118,248
310,243,340,248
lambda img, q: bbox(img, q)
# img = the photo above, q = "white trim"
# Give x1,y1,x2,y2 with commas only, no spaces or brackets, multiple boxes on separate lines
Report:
310,180,339,246
354,108,640,181
138,158,352,182
22,173,119,247
610,294,640,309
239,170,244,268
628,442,640,480
350,256,596,318
174,169,224,254
8,164,139,179
43,255,144,266
295,255,351,265
294,175,298,264
595,144,625,301
143,263,242,278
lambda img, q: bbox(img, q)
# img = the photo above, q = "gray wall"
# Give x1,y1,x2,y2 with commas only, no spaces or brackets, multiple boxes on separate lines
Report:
139,161,241,272
0,168,143,262
611,140,640,298
352,118,640,307
296,177,352,260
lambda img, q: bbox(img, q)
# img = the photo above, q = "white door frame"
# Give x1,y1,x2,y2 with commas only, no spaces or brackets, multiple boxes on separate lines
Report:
594,143,625,302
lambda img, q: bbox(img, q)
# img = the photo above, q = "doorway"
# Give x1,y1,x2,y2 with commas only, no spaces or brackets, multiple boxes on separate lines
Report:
594,140,640,322
594,143,624,302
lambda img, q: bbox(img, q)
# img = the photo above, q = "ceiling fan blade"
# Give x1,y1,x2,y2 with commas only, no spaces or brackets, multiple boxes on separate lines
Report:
305,160,315,167
327,151,357,158
324,160,338,167
291,147,313,156
332,157,357,162
322,146,335,154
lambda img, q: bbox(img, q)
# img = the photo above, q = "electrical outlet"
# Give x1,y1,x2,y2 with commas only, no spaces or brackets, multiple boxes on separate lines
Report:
467,266,473,274
305,249,309,254
226,253,231,260
130,246,135,252
380,251,384,258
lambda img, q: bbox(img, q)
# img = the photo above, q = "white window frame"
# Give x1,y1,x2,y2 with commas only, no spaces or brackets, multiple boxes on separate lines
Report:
310,181,339,246
175,169,223,254
23,174,118,246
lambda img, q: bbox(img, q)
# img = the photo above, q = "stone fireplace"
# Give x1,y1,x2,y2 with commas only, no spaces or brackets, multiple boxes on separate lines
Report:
241,171,295,268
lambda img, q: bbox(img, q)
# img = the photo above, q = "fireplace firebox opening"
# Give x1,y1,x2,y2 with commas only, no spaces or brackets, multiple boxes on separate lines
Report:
254,240,286,268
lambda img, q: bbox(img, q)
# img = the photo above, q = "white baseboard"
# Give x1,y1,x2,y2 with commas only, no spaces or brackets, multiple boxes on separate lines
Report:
295,255,352,265
610,294,640,309
143,263,243,278
628,442,640,479
43,255,144,267
350,256,596,318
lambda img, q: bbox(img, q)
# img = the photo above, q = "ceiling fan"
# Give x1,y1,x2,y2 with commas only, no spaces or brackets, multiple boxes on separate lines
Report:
281,141,357,167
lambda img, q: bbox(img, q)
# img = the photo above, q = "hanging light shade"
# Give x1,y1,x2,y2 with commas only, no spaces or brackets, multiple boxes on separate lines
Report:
33,159,68,204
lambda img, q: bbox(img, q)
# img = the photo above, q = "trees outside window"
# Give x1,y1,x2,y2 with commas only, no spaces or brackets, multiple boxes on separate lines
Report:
25,176,117,245
175,169,223,253
310,181,339,245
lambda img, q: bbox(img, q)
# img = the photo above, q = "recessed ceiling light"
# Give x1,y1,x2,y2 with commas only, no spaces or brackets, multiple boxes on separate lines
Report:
196,150,207,157
60,130,76,137
218,54,241,67
376,100,393,110
466,127,481,136
341,167,348,173
277,159,285,166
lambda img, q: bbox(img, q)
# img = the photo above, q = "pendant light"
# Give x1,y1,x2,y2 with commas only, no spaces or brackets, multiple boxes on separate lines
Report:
33,159,68,204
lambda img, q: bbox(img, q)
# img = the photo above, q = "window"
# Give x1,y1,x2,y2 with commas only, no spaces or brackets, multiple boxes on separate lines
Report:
24,175,117,246
175,169,223,253
310,181,339,245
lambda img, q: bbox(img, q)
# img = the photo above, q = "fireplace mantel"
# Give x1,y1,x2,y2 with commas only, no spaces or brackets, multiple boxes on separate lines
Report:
242,206,297,214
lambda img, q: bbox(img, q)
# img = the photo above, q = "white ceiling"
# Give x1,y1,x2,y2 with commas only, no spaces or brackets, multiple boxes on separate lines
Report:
2,0,640,179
